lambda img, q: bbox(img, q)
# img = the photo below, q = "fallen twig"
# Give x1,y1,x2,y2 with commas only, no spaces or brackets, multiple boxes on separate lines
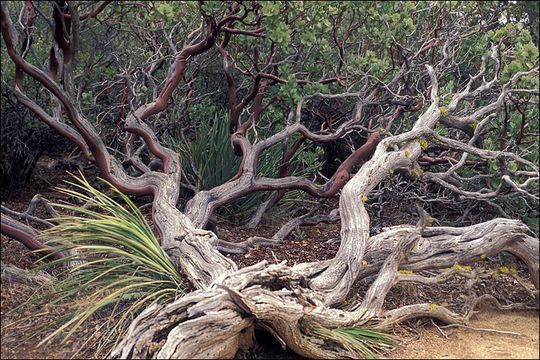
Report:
430,318,448,338
439,323,521,336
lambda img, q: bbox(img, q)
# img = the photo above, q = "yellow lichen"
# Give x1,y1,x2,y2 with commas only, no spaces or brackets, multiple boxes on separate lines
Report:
405,150,410,157
362,196,369,202
430,303,435,311
389,169,394,175
362,260,367,265
480,254,487,259
419,139,428,150
253,245,260,251
439,107,447,117
398,270,413,274
499,266,508,273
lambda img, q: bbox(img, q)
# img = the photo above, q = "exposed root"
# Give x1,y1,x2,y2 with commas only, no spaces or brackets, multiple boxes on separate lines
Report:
438,324,521,336
215,209,340,255
112,218,539,358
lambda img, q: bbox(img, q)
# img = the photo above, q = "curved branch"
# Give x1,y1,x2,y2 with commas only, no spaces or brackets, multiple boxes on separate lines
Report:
63,0,111,21
139,15,220,120
1,214,65,260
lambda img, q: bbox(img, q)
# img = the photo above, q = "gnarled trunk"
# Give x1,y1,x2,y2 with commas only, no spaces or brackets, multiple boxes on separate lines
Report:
111,215,539,359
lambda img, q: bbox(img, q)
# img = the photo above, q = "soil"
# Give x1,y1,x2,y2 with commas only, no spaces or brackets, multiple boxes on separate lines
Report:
389,309,539,359
1,153,539,359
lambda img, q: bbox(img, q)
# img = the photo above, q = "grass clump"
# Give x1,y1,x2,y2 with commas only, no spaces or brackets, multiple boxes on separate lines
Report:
5,172,186,357
301,319,396,359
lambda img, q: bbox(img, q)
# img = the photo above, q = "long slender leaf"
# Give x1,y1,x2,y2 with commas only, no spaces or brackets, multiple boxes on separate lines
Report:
8,172,187,357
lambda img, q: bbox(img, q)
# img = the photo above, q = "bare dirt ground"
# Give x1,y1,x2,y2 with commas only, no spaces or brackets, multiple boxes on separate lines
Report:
1,153,539,359
389,309,539,359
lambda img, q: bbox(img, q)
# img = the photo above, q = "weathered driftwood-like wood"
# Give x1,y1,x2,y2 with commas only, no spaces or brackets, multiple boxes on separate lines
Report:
356,205,429,319
110,290,254,359
291,218,539,296
362,219,539,288
0,261,54,285
110,262,356,359
111,218,539,359
168,231,238,289
2,5,538,359
375,293,538,330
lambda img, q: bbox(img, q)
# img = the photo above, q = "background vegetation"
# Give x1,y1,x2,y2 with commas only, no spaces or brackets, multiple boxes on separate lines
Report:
2,1,537,233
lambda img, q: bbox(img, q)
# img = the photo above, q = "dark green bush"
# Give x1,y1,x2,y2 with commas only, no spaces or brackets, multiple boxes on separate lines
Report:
165,110,323,221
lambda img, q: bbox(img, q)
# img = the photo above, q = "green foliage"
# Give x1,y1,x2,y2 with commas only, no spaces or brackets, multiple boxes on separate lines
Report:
153,2,175,19
172,111,237,191
165,110,323,220
301,319,396,359
8,173,186,357
2,0,538,231
496,23,539,84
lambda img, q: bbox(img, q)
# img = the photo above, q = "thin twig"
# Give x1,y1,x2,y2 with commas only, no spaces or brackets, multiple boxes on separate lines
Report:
508,272,539,299
439,323,521,336
430,318,447,338
270,250,280,263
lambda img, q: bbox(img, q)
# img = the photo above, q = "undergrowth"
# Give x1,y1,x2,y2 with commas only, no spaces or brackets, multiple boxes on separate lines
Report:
3,172,186,358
